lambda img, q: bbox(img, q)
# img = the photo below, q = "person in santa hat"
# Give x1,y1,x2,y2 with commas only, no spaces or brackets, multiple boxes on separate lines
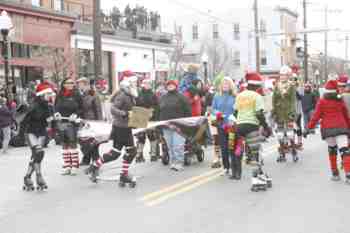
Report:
86,74,139,187
135,78,160,163
306,80,350,183
231,72,272,180
22,83,56,190
272,66,298,162
54,78,83,176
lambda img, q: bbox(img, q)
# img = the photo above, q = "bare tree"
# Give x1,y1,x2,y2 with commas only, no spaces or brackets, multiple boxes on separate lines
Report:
168,24,185,77
203,38,230,78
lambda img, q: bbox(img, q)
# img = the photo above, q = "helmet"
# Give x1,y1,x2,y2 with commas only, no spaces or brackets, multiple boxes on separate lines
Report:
120,76,138,97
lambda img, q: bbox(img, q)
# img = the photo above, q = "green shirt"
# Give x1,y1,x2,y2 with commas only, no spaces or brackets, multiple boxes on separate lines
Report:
235,90,264,125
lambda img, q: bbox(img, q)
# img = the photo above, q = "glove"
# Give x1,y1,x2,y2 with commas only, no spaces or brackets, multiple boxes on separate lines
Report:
216,112,223,121
303,128,310,138
69,113,78,122
54,112,62,120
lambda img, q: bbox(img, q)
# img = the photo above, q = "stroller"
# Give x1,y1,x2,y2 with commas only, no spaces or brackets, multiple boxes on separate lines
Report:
159,117,209,166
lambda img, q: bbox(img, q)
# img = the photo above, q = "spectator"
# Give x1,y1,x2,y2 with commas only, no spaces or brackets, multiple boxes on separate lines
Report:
0,97,14,154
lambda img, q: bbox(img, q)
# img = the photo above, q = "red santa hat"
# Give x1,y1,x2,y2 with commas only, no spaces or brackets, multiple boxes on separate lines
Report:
36,83,54,96
337,74,349,87
324,80,338,93
166,79,179,88
246,72,263,86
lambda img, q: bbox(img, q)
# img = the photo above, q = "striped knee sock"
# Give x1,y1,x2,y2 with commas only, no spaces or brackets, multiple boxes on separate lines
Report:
71,149,80,169
62,149,71,169
122,159,130,176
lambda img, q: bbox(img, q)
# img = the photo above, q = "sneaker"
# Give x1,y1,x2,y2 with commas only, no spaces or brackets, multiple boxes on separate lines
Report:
61,168,71,176
70,167,78,176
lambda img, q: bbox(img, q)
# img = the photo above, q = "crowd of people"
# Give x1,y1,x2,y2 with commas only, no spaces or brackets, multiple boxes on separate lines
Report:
2,62,350,191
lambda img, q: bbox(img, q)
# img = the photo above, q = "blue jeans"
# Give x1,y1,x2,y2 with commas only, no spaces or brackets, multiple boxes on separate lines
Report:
162,128,185,164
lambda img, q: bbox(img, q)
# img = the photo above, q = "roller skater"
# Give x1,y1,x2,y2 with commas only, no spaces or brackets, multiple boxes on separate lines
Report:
272,66,299,163
232,72,272,188
135,78,160,162
22,83,55,191
306,80,350,183
55,78,83,176
86,73,139,186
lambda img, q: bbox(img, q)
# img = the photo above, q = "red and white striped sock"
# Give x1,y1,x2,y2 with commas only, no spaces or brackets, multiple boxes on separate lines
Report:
71,149,80,169
122,159,130,176
94,157,104,168
62,149,71,169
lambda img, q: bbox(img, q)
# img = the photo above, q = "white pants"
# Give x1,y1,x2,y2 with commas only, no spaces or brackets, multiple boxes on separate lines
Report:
325,135,348,148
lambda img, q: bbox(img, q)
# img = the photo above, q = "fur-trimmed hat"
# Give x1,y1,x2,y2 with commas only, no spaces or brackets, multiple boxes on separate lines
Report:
337,74,349,87
324,80,338,93
246,72,263,86
36,83,54,96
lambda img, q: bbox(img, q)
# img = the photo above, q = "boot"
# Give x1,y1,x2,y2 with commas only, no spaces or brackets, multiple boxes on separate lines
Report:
236,156,242,180
229,156,237,180
23,162,35,191
150,140,159,162
329,154,340,181
34,163,47,190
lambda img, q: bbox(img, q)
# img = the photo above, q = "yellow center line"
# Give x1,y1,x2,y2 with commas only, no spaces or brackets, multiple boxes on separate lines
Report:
139,169,222,203
145,173,222,207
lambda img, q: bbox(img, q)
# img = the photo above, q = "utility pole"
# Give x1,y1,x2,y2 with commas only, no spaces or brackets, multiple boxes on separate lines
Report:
93,0,102,81
303,0,309,82
345,35,349,61
324,5,328,81
254,0,260,72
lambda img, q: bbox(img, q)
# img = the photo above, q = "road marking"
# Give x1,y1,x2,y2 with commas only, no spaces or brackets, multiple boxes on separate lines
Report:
145,173,222,207
139,169,221,203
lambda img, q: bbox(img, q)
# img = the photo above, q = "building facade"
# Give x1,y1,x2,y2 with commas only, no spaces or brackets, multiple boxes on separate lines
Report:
163,6,298,80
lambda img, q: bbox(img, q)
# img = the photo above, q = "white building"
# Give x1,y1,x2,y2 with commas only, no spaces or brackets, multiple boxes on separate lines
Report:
163,6,298,80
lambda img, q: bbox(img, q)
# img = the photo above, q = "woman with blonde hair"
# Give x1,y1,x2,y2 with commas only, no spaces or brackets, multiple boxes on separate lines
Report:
210,77,236,174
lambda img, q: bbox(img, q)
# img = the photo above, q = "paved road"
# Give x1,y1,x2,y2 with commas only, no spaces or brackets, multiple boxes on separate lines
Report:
0,132,349,233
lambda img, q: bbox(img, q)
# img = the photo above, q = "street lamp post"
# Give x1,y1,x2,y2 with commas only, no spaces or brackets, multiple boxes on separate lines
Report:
201,53,209,84
0,11,13,101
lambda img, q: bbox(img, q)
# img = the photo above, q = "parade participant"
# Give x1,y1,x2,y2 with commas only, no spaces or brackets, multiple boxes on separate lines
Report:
55,78,83,175
272,66,298,162
232,72,272,180
135,78,160,162
301,83,316,132
337,74,348,95
210,77,235,173
22,83,55,190
159,78,191,171
86,74,139,187
306,80,350,183
0,97,14,154
294,74,304,149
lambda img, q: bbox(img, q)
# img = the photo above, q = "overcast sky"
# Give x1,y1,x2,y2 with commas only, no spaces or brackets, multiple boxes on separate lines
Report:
102,0,350,59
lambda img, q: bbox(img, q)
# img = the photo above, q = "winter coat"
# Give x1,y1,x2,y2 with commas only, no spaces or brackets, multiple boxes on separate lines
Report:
82,93,103,120
110,89,135,128
272,84,296,124
211,92,235,124
0,104,14,128
308,98,350,139
301,91,316,113
184,90,202,117
22,98,52,136
159,90,191,121
55,89,83,118
136,89,159,121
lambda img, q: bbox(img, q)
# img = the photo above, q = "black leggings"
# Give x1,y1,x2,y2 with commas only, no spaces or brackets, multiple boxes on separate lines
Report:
110,125,135,150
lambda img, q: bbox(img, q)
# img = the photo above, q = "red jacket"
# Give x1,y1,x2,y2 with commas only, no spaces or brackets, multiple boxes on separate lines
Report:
308,98,350,130
183,91,202,117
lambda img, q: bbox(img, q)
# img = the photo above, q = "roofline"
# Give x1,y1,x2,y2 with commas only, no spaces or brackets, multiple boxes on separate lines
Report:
0,1,76,23
275,6,298,18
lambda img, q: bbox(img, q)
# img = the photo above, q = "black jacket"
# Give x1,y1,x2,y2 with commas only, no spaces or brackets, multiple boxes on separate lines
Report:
301,91,316,113
22,98,52,136
0,104,14,128
159,91,191,121
111,89,136,128
55,89,83,118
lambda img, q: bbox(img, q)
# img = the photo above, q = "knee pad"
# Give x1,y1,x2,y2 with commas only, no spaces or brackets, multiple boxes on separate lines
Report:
339,147,350,157
123,146,137,162
32,146,44,163
102,148,122,163
328,146,338,155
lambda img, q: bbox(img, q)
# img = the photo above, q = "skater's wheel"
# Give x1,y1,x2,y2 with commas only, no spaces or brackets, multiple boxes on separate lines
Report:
119,182,126,188
196,149,204,162
129,182,136,188
251,186,258,192
267,182,272,188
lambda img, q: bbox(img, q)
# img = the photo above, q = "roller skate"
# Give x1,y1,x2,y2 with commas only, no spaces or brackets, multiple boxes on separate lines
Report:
277,154,287,163
119,173,136,188
34,164,48,191
251,175,268,192
23,176,35,191
36,174,48,191
85,164,99,183
61,167,71,176
255,168,272,188
345,174,350,185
